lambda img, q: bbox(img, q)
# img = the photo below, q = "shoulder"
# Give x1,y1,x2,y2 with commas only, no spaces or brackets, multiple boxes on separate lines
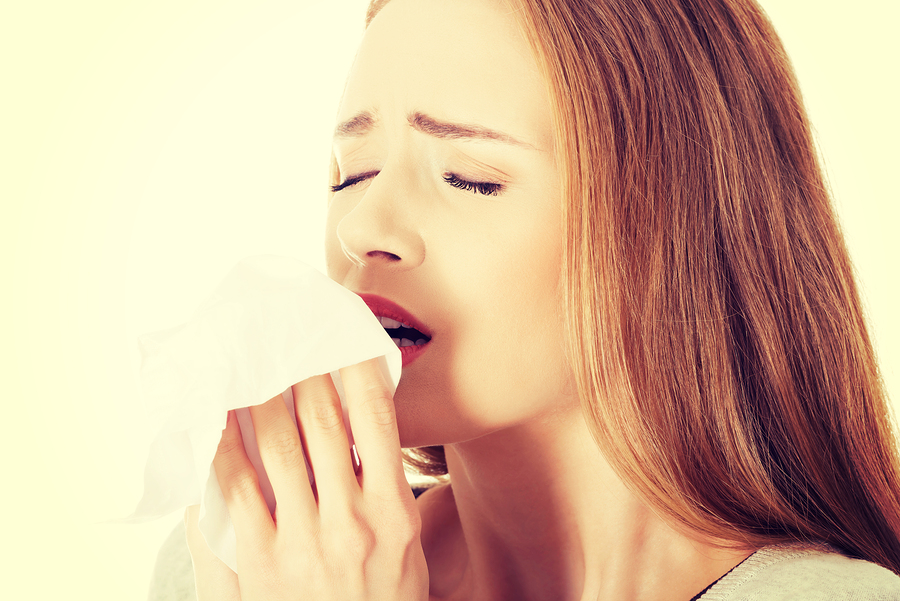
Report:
415,481,469,595
702,542,900,601
147,520,197,601
414,480,457,547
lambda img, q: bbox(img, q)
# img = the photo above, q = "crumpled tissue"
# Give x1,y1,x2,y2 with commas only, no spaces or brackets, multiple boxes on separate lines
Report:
127,255,401,571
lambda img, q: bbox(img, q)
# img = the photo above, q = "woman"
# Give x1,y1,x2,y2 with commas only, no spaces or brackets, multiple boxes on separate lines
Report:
158,0,900,598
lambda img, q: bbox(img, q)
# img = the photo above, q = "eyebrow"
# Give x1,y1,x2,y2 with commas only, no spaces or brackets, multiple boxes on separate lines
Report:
334,112,376,137
333,110,534,148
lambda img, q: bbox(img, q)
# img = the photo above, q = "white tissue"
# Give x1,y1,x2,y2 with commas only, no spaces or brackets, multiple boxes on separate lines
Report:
128,255,401,571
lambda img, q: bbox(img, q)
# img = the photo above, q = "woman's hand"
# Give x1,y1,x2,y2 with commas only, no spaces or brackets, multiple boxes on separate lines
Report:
185,358,429,600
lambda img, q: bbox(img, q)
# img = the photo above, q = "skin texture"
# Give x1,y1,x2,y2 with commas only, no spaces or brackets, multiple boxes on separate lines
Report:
186,0,755,599
187,360,428,600
326,0,567,450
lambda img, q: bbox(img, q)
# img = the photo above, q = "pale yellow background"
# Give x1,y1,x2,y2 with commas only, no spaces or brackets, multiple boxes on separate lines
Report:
2,1,897,599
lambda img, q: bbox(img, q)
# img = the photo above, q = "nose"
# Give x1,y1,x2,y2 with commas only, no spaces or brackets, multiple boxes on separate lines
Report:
333,172,425,271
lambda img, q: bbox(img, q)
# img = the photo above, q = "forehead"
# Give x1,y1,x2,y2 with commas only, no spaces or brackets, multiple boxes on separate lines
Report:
338,0,551,149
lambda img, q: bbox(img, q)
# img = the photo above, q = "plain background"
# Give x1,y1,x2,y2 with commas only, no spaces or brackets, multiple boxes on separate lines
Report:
2,1,897,599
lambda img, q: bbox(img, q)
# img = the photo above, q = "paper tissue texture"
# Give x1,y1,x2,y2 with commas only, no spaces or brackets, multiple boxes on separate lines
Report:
129,255,401,571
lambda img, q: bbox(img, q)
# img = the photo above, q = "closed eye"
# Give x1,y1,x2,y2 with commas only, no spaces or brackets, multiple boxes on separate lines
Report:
331,170,379,193
442,173,503,196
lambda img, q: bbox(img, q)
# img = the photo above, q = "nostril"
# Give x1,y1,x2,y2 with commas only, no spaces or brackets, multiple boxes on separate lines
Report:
367,250,402,261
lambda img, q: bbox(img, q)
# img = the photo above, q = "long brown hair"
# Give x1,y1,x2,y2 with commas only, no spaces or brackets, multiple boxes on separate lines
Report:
361,0,900,574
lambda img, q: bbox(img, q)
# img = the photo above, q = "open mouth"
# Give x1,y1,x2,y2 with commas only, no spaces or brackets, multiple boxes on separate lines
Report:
358,293,432,366
377,316,431,348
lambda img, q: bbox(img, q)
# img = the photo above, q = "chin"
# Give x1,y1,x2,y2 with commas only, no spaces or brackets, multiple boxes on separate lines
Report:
392,378,468,449
393,389,505,451
393,384,448,449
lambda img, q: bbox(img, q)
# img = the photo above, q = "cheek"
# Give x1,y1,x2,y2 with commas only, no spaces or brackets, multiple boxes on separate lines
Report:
393,212,570,447
467,251,567,405
432,210,570,426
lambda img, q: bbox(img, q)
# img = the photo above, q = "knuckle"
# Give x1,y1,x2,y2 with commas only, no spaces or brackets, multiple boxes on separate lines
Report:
340,522,377,561
391,513,421,545
260,429,304,466
223,466,261,507
215,429,245,457
300,393,346,437
358,389,396,430
312,400,346,433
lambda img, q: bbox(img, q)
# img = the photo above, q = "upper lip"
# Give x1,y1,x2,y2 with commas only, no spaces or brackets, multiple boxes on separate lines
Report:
357,294,432,339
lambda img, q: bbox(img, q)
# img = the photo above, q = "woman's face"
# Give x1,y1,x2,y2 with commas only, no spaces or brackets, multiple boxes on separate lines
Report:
326,0,571,447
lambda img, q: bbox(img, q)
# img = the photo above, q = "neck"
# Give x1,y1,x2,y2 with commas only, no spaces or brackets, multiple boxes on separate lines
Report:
425,406,753,601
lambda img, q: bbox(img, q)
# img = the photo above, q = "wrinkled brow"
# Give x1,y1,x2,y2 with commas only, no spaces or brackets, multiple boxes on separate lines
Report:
334,111,376,137
334,110,533,148
407,112,530,146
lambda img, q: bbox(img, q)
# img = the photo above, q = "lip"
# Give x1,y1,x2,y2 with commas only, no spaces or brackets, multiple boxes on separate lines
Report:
357,294,433,367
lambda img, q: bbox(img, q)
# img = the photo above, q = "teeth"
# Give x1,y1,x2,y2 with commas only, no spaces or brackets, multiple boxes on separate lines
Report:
380,316,403,328
394,338,429,348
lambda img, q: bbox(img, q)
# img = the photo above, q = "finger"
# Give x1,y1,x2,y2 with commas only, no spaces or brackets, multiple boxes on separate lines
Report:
341,358,406,492
213,410,275,544
248,395,317,530
292,374,357,513
184,505,241,601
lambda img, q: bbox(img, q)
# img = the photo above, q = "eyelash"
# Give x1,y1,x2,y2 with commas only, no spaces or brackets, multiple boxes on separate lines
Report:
330,171,378,193
330,171,503,197
441,173,503,196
